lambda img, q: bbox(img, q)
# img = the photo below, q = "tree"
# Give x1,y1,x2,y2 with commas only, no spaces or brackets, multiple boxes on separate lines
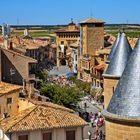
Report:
39,82,82,108
35,70,48,81
74,80,91,94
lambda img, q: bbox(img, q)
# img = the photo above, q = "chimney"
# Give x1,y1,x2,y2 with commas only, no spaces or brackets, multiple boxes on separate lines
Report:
3,112,9,119
3,38,10,49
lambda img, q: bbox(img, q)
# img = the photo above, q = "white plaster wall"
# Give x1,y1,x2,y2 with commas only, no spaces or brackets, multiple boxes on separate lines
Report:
55,128,65,140
8,126,83,140
30,131,41,140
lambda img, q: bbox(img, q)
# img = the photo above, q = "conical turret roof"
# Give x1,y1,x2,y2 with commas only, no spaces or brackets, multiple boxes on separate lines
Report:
107,37,140,118
106,33,121,63
103,33,132,77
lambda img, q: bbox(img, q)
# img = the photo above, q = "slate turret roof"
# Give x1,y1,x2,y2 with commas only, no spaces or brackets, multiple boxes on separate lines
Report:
103,33,132,78
106,33,121,63
104,37,140,120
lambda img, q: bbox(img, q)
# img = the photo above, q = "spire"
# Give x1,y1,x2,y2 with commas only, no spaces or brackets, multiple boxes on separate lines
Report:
106,33,121,63
107,37,140,118
104,33,132,77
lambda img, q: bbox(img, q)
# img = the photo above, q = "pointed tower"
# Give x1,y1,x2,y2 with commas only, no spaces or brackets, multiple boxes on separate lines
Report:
103,37,140,140
103,33,132,108
106,32,121,64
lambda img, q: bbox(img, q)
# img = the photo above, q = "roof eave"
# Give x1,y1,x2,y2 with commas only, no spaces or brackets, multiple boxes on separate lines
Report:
102,110,140,124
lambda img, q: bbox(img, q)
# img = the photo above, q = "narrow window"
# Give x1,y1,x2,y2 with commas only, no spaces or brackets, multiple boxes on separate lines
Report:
18,135,28,140
66,130,75,140
43,132,52,140
7,98,12,104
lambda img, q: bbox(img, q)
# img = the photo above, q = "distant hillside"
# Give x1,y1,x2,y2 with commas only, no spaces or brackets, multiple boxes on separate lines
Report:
0,24,140,38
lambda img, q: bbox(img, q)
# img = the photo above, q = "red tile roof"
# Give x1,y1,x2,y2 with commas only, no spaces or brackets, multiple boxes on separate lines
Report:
94,63,106,70
80,18,104,24
0,105,87,133
0,82,22,96
29,99,74,113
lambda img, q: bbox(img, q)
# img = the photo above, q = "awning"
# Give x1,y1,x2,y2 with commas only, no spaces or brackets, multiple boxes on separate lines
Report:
66,72,76,77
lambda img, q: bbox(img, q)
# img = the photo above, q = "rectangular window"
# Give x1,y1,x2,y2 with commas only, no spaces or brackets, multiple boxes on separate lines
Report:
43,132,52,140
18,135,28,140
7,97,12,104
66,130,75,140
75,55,77,61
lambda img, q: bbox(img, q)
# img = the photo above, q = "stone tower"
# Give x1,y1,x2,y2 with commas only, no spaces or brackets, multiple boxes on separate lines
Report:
80,18,104,56
103,37,140,140
103,33,132,108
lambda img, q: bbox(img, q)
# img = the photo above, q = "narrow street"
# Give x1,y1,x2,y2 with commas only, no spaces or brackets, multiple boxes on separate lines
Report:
78,98,105,140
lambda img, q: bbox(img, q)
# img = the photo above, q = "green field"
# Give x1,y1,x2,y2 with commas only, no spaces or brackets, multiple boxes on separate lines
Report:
106,30,140,38
105,24,140,38
1,24,140,38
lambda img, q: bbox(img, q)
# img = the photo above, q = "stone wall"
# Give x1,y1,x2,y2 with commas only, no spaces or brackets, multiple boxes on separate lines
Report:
106,119,140,140
104,77,119,108
0,89,21,119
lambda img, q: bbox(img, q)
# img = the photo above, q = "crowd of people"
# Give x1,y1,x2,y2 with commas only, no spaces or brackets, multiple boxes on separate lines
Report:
47,75,74,86
89,111,105,140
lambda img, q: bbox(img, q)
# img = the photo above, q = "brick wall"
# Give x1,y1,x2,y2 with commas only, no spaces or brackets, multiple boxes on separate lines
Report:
87,27,104,56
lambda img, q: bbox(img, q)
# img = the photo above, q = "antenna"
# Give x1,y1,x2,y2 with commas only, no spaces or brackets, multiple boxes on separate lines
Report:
90,8,93,18
71,18,73,23
126,19,129,24
89,0,93,18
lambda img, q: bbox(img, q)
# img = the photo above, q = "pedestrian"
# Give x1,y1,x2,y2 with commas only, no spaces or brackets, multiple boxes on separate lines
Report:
99,130,103,140
98,111,101,117
90,116,94,127
88,130,91,140
93,127,99,140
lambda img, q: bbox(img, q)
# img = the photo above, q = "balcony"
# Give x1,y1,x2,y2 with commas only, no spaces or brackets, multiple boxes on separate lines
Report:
91,73,103,79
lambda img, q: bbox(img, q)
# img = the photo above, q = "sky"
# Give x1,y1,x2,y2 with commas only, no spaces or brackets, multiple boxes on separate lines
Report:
0,0,140,25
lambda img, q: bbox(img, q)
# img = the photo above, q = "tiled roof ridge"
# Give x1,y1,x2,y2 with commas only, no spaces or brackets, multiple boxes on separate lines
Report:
6,106,37,132
28,99,74,113
80,17,104,24
1,47,37,62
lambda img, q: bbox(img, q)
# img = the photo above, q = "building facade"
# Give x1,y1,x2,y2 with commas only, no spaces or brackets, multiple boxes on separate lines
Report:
78,18,105,87
55,22,80,68
0,82,22,119
0,104,87,140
